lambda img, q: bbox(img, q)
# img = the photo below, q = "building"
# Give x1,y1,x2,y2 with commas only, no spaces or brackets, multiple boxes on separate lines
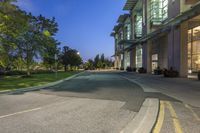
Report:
111,0,200,77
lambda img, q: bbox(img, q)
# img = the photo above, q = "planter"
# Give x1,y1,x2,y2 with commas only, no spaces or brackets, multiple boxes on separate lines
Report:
163,69,179,78
126,67,132,72
126,67,137,72
120,67,124,71
154,69,163,75
138,67,147,74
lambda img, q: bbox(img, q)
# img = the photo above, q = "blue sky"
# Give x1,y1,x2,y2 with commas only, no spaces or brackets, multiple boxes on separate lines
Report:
17,0,127,61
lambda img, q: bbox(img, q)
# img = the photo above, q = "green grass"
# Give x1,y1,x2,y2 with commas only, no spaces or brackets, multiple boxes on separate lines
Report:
0,71,79,91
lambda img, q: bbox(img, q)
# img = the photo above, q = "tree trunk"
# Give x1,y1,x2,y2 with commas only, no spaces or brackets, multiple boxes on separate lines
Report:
26,62,31,76
64,65,67,72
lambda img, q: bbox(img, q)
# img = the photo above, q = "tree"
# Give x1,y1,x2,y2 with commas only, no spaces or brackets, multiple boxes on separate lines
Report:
15,13,58,76
42,38,60,70
0,0,24,69
84,59,94,70
60,46,82,71
100,54,105,62
94,54,100,68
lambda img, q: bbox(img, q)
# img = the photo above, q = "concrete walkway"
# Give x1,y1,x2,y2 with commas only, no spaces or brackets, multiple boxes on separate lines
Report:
121,72,200,133
121,72,200,107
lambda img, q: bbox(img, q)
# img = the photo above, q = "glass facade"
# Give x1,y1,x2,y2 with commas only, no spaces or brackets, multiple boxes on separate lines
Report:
188,26,200,73
135,15,143,38
152,54,158,71
127,24,131,40
136,45,143,68
150,0,168,25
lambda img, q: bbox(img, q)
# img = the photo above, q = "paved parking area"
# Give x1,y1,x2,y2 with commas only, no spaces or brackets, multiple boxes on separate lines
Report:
0,71,145,133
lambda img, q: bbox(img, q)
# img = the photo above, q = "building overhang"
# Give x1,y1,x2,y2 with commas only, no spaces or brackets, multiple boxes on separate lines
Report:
139,1,200,42
112,24,123,33
123,0,139,11
117,14,130,23
110,32,115,37
118,39,136,45
166,1,200,26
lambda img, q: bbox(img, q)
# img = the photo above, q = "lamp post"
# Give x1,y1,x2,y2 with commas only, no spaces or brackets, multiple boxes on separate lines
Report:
55,54,58,79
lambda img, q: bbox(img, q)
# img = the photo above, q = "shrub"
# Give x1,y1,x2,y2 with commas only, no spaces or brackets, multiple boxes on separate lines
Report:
163,67,179,78
120,67,124,71
5,70,27,76
126,67,132,72
31,70,54,74
126,67,137,72
138,67,147,74
154,67,163,75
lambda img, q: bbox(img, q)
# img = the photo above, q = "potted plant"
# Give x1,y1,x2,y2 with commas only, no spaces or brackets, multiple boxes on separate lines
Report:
163,67,179,78
154,67,163,75
132,67,137,72
138,67,147,74
126,66,132,72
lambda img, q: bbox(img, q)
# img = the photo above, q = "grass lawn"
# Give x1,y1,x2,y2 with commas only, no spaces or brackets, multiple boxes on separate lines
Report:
0,71,80,91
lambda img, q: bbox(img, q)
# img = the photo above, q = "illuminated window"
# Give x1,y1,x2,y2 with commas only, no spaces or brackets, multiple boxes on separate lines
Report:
135,15,142,38
150,0,168,25
188,26,200,73
127,24,131,40
136,45,143,68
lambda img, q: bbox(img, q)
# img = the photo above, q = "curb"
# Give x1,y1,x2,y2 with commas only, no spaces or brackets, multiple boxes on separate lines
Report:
120,98,159,133
0,71,85,95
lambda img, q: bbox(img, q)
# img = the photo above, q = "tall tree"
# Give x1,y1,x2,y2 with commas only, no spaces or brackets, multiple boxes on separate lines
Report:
14,12,59,76
0,0,24,69
61,46,82,71
94,54,100,68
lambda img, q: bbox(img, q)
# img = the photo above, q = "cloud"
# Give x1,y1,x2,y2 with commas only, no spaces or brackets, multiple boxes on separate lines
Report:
16,0,36,12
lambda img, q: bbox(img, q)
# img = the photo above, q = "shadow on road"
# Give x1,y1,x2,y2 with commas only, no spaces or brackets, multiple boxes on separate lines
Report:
9,72,181,112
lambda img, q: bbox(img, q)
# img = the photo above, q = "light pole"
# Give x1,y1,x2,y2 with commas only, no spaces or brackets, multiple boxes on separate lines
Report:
55,54,58,79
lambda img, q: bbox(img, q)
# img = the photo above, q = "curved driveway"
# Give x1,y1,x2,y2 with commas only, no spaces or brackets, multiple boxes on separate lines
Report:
0,71,146,133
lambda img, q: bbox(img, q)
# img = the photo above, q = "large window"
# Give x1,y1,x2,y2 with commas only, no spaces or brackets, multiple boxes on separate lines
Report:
188,26,200,73
135,15,142,38
150,0,168,25
124,23,131,40
127,24,131,40
136,45,143,68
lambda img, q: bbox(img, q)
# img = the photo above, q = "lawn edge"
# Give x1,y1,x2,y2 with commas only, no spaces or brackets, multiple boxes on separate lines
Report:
0,71,85,95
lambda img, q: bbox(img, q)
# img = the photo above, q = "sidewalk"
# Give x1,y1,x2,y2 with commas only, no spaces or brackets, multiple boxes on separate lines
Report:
121,72,200,108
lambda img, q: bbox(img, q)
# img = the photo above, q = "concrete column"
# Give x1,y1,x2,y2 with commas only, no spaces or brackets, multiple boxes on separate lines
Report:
168,26,181,71
130,48,136,68
147,41,152,73
142,41,152,73
180,21,188,77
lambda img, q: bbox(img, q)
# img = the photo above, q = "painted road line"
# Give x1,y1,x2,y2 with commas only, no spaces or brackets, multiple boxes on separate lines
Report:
0,108,41,119
185,104,200,122
165,101,183,133
153,101,165,133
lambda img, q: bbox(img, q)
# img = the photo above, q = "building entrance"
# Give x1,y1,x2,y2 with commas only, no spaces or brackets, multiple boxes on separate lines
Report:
188,25,200,74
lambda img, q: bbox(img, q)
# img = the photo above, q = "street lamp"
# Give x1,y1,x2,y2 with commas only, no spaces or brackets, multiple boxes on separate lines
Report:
55,54,58,79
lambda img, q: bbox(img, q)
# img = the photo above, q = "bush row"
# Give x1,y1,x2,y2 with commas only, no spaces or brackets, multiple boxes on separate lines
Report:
0,70,54,76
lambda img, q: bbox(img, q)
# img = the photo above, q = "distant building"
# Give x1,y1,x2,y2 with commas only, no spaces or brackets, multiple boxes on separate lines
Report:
111,0,200,77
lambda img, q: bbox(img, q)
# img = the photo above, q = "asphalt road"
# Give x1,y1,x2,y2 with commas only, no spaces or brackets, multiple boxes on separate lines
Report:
1,71,199,133
0,71,147,133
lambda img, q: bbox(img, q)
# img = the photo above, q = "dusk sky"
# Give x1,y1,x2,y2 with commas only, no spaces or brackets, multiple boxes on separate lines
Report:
17,0,127,61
